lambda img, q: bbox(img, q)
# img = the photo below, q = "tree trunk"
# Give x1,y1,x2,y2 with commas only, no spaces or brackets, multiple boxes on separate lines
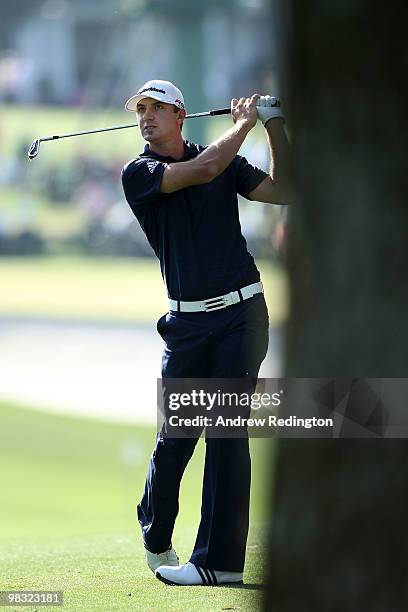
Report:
265,1,408,610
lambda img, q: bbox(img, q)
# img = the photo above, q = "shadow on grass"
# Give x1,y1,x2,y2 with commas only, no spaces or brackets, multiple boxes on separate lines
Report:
225,583,265,591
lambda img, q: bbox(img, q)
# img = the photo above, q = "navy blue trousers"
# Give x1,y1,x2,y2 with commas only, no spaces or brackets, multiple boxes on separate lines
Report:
137,293,269,572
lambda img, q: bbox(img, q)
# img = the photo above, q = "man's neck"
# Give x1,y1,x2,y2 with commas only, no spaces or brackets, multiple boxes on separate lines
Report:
148,136,185,160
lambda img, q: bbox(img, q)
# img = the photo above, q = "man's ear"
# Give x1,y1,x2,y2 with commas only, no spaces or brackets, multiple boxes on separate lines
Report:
178,109,186,124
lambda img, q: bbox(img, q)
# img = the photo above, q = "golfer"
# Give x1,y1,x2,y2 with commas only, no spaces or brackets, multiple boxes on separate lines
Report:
121,80,292,586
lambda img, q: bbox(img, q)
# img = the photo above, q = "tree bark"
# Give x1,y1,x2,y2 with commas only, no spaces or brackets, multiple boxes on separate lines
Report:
265,1,408,610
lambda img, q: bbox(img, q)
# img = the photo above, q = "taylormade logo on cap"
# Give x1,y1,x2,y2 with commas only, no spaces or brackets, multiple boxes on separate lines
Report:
125,80,185,112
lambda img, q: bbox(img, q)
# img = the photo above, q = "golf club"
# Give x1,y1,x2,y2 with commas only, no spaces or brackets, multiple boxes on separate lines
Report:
27,107,231,160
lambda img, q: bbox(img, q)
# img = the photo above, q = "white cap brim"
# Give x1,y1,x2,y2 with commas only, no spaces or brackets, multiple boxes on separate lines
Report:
125,93,163,112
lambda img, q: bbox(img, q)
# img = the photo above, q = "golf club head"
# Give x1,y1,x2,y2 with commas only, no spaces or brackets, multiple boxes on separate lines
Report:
27,139,40,160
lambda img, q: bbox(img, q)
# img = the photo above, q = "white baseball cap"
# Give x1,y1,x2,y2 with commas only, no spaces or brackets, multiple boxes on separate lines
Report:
125,79,185,112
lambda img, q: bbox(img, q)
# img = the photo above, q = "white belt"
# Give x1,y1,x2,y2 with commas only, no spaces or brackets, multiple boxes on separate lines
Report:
169,281,263,313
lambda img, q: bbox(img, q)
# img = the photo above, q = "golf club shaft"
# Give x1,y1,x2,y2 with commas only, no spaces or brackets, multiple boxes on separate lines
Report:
39,123,137,143
38,107,231,143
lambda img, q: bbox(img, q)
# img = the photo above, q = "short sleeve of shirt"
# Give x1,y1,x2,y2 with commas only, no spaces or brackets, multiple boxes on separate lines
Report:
234,155,268,200
121,157,167,208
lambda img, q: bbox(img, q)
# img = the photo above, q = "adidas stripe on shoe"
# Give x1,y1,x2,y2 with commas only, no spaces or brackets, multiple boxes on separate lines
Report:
155,561,243,586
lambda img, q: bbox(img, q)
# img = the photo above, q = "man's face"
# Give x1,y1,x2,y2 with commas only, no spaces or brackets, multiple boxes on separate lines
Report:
136,97,183,143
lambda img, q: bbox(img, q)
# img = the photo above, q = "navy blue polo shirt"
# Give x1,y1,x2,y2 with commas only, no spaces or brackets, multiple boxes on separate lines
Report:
121,140,268,301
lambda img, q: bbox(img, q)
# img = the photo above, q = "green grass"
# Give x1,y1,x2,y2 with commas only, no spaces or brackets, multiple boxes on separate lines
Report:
0,402,274,611
0,256,288,324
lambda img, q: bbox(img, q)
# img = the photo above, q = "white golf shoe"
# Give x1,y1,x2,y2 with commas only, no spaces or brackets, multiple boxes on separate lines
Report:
155,561,243,586
145,545,179,573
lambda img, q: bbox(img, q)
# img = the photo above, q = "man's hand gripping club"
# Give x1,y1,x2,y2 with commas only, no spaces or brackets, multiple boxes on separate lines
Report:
231,94,284,128
231,94,261,130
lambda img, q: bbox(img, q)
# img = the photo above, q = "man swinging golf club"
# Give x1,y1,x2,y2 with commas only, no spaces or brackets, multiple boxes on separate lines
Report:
121,79,292,586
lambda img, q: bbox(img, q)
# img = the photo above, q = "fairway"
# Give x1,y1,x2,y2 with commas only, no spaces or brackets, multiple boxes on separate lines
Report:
0,256,288,324
0,402,274,611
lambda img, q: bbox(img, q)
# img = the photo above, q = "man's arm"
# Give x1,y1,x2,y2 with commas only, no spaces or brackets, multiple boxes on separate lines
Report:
160,95,259,194
248,118,294,205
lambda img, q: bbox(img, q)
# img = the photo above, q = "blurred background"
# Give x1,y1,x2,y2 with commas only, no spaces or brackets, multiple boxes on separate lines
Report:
0,1,287,607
